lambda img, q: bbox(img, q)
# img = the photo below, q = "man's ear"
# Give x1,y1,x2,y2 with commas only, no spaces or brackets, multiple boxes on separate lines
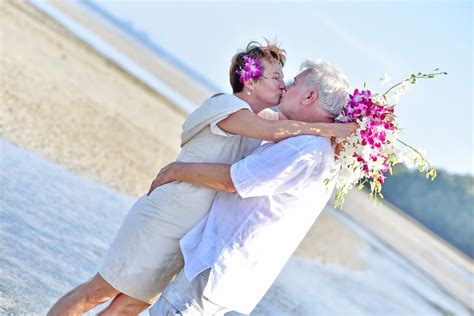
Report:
302,89,318,105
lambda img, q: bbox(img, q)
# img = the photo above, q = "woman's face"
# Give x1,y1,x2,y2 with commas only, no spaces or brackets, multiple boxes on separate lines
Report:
252,59,286,108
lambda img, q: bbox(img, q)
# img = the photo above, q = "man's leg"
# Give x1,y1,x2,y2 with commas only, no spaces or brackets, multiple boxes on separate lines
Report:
150,269,229,316
150,295,183,316
97,293,150,316
48,273,119,316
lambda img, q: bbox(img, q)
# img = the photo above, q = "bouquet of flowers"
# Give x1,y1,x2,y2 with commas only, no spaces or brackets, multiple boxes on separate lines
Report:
328,69,447,209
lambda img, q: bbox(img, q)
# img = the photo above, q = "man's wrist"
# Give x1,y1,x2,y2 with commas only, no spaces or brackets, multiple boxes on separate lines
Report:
170,162,182,180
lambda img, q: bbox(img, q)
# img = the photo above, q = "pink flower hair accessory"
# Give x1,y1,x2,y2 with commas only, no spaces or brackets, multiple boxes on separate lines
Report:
236,55,263,83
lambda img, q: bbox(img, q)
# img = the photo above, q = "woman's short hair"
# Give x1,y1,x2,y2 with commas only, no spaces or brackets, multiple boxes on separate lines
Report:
300,59,349,116
229,40,286,93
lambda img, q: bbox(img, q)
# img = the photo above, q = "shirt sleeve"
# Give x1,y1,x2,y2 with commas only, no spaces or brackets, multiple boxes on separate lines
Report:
230,138,328,198
208,95,252,137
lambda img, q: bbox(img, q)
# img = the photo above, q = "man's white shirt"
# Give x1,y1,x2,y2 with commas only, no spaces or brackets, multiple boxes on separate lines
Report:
180,135,336,314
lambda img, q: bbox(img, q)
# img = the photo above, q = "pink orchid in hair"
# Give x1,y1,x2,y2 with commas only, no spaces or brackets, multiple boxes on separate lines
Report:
236,55,263,83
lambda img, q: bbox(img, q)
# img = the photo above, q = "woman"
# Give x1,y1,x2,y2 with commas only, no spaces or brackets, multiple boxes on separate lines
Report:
48,41,357,315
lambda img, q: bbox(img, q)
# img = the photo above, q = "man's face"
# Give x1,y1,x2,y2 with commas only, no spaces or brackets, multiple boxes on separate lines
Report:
278,69,335,123
278,70,310,120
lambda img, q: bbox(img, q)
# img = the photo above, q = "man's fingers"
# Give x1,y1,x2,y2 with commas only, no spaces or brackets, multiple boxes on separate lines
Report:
148,163,176,196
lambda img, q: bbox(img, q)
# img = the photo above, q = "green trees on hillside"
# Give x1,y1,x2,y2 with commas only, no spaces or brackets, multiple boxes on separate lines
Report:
381,165,474,258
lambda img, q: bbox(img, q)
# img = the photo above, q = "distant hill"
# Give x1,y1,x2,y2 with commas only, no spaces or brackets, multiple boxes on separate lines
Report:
381,164,474,259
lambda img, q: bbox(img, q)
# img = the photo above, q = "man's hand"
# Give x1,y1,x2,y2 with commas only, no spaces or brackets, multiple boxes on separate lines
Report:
147,162,234,195
147,162,178,196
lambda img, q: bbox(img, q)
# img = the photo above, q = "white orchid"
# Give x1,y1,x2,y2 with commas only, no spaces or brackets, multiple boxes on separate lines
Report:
329,69,446,208
380,72,392,86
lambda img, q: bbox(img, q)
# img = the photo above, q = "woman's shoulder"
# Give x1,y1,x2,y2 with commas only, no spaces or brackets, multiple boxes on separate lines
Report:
210,93,225,99
204,93,248,107
181,93,250,145
192,93,250,117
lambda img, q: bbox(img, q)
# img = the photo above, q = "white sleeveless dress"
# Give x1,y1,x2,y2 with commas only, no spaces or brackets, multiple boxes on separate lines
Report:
98,94,262,304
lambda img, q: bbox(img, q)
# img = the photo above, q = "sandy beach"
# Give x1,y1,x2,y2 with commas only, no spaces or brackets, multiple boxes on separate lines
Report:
1,0,472,312
0,0,367,269
1,0,186,197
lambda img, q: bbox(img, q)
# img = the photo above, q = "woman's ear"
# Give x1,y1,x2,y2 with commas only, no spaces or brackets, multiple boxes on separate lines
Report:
243,78,255,93
302,89,318,105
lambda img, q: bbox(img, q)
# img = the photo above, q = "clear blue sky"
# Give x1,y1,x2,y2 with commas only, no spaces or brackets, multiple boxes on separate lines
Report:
96,1,472,176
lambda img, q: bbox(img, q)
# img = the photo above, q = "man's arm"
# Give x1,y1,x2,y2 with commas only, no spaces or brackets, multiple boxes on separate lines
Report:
147,162,236,196
148,138,327,197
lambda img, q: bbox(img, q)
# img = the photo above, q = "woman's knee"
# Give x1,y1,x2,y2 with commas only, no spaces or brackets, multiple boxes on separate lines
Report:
83,273,119,304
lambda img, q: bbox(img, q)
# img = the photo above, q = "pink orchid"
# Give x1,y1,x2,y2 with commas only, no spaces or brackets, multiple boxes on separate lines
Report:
236,55,263,83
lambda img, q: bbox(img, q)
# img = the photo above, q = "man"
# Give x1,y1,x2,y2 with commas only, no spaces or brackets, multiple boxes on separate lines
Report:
148,59,350,315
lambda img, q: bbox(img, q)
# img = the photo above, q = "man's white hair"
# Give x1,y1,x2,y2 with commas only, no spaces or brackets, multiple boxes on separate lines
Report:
300,59,349,116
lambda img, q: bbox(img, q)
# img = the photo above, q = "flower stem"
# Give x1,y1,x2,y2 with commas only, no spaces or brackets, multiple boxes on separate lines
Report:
396,139,432,167
382,71,447,97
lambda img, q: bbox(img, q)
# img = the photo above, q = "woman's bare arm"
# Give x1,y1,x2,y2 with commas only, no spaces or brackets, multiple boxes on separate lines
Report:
218,109,357,141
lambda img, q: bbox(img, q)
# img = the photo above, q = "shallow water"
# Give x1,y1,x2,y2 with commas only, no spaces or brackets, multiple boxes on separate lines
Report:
0,139,470,315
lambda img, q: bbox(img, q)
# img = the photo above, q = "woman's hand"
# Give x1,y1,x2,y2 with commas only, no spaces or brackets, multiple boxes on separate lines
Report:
147,162,178,196
321,122,358,138
277,112,288,120
335,141,347,157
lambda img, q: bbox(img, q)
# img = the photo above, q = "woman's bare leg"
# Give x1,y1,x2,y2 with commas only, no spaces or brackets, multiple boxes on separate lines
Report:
97,293,150,316
47,273,119,316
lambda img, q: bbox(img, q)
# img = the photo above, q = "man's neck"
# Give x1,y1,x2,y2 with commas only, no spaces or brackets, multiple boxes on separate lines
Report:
278,105,335,123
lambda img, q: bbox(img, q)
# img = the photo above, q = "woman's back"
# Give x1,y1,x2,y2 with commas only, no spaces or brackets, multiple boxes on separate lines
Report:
147,94,261,228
